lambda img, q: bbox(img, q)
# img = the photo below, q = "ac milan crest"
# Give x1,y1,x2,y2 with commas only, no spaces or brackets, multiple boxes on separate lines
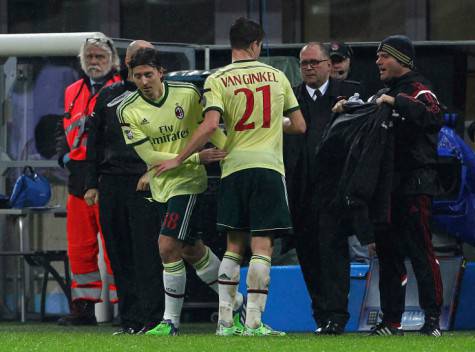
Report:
175,105,185,119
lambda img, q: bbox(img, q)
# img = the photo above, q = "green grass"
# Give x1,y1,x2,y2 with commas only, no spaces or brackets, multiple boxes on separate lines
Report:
0,322,474,352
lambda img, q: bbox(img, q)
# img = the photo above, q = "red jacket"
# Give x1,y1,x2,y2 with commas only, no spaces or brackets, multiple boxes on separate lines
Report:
63,74,121,161
56,71,121,196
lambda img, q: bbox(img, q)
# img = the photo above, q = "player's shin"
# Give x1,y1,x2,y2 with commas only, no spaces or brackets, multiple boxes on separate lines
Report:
245,255,271,329
193,246,220,294
163,260,186,328
218,251,242,326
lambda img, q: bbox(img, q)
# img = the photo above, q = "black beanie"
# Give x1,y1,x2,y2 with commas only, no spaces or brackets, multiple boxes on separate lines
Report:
377,35,415,69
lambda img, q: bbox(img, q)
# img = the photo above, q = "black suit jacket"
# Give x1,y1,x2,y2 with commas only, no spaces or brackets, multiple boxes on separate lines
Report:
283,78,362,235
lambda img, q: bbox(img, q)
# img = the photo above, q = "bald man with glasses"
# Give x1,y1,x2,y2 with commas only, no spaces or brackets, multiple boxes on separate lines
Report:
283,42,363,335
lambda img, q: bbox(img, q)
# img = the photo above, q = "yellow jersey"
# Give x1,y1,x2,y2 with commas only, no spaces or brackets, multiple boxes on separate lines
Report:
203,59,299,178
117,81,207,202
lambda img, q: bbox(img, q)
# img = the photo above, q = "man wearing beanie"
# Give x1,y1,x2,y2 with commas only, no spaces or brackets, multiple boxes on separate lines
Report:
369,35,444,337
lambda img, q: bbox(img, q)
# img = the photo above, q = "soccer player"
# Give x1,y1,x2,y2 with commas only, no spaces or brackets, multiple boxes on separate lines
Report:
156,17,306,336
117,47,244,336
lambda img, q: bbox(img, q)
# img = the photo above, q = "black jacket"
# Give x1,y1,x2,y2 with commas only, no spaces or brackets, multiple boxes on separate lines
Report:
84,78,147,190
283,78,362,234
373,71,443,195
312,103,394,244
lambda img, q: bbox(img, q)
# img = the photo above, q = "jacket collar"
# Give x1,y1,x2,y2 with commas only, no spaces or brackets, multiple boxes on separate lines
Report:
80,69,118,89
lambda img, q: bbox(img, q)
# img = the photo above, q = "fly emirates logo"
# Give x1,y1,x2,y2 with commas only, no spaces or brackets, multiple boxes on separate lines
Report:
151,125,189,145
220,71,278,87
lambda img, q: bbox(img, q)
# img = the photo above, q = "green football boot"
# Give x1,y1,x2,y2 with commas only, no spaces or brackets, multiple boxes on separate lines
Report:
145,320,178,336
216,322,243,336
243,323,286,336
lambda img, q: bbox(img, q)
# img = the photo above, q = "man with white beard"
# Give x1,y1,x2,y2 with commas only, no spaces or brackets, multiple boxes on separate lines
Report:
56,37,121,325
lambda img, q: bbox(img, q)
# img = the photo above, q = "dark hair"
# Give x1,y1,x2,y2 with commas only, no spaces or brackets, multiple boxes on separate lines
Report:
129,47,161,69
229,17,265,50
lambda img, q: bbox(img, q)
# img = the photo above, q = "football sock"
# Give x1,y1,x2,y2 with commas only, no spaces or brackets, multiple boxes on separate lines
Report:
218,251,242,326
193,246,220,295
162,260,186,328
246,254,271,329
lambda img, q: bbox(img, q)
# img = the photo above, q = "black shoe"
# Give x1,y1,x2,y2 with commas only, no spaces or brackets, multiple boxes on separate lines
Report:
368,322,404,336
112,327,140,336
57,300,97,326
315,321,344,335
420,317,442,337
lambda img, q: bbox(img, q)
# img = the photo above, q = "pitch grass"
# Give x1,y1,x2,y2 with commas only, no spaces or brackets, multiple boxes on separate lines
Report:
0,322,474,352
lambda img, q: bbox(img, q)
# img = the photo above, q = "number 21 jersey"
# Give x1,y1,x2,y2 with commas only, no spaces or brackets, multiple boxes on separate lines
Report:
203,59,299,178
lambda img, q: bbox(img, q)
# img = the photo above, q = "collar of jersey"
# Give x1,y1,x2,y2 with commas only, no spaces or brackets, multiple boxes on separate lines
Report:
138,81,169,107
233,59,257,63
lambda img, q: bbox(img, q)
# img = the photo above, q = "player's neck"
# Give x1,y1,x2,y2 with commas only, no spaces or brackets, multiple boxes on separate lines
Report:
232,49,257,62
143,81,164,101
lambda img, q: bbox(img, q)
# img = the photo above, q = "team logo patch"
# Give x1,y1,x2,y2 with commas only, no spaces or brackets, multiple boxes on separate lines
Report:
331,42,340,51
175,105,185,119
125,129,133,140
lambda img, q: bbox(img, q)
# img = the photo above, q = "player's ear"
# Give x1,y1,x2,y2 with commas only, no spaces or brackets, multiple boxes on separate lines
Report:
156,66,164,79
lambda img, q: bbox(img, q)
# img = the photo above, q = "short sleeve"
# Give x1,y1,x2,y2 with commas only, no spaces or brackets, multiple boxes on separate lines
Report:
117,108,148,147
202,75,224,116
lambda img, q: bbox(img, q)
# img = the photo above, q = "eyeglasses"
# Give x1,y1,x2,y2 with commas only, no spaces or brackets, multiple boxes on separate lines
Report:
299,59,329,68
86,37,114,52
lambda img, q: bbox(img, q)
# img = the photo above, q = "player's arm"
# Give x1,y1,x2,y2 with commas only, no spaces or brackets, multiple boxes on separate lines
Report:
282,73,306,134
133,142,201,166
154,110,222,175
283,108,306,134
209,125,227,149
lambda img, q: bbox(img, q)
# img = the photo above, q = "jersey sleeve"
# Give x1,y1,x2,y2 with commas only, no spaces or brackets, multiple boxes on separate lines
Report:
193,88,227,149
202,75,224,116
281,72,300,115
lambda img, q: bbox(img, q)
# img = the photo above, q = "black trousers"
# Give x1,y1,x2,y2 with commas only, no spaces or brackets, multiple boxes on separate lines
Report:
295,210,350,328
99,174,164,328
375,194,443,324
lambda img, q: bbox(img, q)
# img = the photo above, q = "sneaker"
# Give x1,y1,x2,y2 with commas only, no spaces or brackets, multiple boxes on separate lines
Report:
368,322,404,336
145,320,179,336
216,321,243,336
57,300,97,326
137,322,161,335
315,321,344,335
112,327,140,335
420,318,442,337
233,296,247,330
243,323,286,336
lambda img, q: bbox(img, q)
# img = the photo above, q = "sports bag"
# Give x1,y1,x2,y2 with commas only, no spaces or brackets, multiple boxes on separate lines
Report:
9,166,51,208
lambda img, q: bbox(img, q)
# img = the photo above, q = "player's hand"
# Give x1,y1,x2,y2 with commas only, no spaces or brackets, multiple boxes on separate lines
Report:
332,99,347,113
84,188,99,206
136,173,150,191
376,94,395,106
153,158,182,176
198,148,227,164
